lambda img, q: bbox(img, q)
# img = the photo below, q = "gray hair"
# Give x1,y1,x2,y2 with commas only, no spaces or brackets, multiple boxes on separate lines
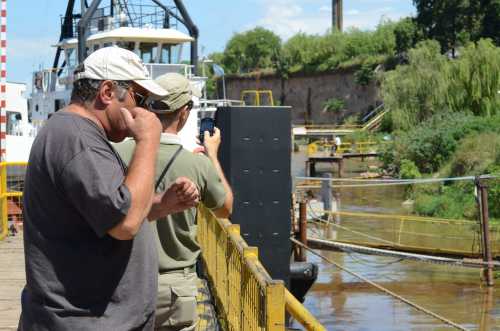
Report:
70,78,132,105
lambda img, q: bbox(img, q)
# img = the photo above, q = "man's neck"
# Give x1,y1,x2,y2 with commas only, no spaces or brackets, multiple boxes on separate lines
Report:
163,127,178,135
66,103,104,130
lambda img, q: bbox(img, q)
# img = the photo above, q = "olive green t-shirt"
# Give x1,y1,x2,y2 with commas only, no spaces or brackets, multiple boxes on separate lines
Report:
114,133,226,272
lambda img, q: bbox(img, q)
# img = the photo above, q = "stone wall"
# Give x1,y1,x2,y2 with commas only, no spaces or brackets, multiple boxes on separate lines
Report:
221,70,381,125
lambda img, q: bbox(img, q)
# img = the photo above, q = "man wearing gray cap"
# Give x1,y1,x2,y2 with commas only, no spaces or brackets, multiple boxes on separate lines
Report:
115,72,233,330
20,47,199,331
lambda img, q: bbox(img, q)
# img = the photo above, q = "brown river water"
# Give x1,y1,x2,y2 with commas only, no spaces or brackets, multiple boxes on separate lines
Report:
290,148,500,331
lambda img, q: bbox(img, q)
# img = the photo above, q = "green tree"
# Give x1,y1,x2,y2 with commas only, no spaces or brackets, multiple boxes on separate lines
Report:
413,0,472,56
482,0,500,45
413,0,500,54
221,27,281,74
382,40,450,131
394,18,422,54
446,39,500,117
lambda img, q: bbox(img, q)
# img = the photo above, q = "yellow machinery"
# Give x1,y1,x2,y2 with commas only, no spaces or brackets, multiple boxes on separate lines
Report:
0,162,26,240
241,90,275,106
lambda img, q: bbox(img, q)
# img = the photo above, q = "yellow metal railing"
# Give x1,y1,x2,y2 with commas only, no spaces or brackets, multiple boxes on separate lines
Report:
197,205,325,331
241,90,275,106
307,141,380,157
306,209,500,258
302,124,363,130
0,162,27,240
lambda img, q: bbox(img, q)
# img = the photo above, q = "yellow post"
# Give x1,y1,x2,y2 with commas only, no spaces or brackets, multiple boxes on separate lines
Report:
266,280,285,330
0,162,7,240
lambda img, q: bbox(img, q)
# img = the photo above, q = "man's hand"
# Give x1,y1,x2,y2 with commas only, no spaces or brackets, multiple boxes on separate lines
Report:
149,177,200,219
203,127,221,159
121,107,161,143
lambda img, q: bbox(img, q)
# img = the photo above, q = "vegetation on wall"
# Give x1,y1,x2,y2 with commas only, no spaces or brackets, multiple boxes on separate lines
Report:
322,98,345,113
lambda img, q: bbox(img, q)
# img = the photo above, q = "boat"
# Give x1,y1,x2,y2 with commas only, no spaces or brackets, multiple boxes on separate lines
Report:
5,82,35,162
29,0,207,151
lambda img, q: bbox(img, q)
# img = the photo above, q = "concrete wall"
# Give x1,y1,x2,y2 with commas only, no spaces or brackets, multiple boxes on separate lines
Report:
222,70,381,125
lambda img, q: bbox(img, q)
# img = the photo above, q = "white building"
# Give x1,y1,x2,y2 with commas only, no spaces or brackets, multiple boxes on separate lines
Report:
5,82,34,162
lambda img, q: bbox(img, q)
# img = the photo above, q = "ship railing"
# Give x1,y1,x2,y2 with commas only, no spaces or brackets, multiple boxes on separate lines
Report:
31,63,196,94
0,162,27,241
144,63,195,79
197,204,326,330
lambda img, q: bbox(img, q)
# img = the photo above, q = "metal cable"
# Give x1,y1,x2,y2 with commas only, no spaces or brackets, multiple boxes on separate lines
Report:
306,203,397,246
296,174,498,188
290,238,471,331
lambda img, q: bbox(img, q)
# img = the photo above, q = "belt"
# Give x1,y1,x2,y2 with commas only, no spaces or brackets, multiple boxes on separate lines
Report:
161,264,196,275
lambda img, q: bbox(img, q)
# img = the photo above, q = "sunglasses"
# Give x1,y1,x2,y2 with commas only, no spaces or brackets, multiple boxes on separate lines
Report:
113,81,148,108
131,90,148,108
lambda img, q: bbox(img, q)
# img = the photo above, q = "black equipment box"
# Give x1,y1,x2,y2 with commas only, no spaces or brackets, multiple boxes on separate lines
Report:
215,106,292,285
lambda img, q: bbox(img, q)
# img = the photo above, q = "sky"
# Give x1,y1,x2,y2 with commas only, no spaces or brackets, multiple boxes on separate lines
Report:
8,0,415,85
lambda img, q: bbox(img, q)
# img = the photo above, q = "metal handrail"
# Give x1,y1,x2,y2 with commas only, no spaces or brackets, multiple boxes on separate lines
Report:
285,289,326,331
197,204,325,330
307,141,381,156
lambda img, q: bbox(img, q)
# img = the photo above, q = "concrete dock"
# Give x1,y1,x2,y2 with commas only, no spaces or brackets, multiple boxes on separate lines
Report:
0,233,23,330
0,233,217,330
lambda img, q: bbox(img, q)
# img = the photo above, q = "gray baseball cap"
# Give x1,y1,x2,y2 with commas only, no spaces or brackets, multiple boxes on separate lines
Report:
150,73,201,113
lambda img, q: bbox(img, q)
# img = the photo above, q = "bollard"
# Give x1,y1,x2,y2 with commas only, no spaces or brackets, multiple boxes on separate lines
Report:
320,173,333,221
475,176,494,287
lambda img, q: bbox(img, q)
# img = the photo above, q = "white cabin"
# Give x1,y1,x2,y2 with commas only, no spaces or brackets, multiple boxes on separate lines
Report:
30,24,206,151
5,82,35,162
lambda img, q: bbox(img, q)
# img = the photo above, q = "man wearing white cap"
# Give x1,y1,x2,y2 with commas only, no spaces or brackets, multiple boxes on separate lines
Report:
115,73,233,330
20,47,199,330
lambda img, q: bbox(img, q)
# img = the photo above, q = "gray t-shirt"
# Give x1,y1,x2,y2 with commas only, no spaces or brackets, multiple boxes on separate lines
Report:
21,111,157,330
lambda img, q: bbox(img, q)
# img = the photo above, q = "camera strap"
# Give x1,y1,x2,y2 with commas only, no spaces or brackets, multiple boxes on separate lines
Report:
155,145,183,191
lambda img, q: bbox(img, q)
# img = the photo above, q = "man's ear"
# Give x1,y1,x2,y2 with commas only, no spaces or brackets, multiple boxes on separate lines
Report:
97,80,115,106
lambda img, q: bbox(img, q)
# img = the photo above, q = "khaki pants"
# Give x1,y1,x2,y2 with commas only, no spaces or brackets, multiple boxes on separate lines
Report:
155,270,198,331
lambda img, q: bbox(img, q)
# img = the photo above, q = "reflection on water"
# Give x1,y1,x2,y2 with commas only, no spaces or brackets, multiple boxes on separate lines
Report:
291,147,500,330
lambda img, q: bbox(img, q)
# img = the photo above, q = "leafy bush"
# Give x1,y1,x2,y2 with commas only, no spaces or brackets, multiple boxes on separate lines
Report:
400,159,421,179
354,64,375,86
414,182,477,220
383,113,500,174
448,132,500,177
485,165,500,220
221,27,282,74
322,98,345,113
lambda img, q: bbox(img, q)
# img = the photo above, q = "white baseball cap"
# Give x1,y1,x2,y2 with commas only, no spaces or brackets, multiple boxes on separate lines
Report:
73,46,168,97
